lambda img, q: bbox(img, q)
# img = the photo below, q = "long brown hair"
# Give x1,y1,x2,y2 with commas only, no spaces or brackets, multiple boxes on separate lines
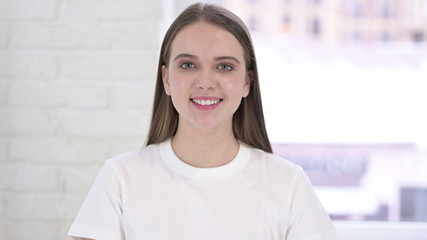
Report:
146,3,272,153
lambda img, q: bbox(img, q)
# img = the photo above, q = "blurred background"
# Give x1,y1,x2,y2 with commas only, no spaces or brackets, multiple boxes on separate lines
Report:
0,0,426,239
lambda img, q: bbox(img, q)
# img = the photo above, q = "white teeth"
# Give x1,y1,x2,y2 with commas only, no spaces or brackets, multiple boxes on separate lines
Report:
192,99,221,106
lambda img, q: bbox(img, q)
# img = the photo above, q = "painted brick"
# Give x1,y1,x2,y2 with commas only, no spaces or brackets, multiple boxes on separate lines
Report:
59,109,149,137
0,50,57,78
60,52,157,79
59,221,74,240
0,221,58,240
0,138,8,162
6,193,84,221
9,137,111,163
0,109,58,135
100,22,159,49
0,82,7,106
0,163,58,191
0,24,8,47
0,0,164,235
0,195,6,216
66,194,87,221
111,137,146,157
0,0,57,20
11,24,113,49
8,81,109,108
0,221,12,240
59,165,100,194
110,80,155,108
0,111,8,135
62,0,98,29
100,0,162,21
65,0,161,23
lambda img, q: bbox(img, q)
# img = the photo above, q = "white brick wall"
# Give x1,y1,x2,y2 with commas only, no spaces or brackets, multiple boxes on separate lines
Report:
0,83,8,106
9,137,111,163
0,24,8,47
0,51,58,78
0,0,164,239
0,0,57,21
8,82,110,108
0,163,58,191
60,52,157,79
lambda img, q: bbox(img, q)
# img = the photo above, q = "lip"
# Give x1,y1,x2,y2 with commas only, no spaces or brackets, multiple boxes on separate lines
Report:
190,96,223,111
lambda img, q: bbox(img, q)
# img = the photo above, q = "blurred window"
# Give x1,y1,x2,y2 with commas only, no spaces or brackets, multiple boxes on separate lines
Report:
381,31,390,42
224,0,427,224
349,1,362,17
381,1,391,18
282,15,292,32
311,18,320,36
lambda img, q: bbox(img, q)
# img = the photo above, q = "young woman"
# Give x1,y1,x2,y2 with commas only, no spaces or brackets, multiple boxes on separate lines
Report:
68,3,340,240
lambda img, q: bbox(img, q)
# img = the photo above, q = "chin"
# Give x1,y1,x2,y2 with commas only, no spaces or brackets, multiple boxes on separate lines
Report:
191,118,227,130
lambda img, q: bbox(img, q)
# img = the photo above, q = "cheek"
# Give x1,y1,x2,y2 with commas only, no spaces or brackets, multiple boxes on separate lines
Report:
171,77,186,91
227,77,249,97
169,75,191,98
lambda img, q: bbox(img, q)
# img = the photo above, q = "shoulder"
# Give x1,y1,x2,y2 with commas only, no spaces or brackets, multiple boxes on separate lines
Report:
102,143,163,175
247,146,304,176
243,145,315,206
244,145,308,193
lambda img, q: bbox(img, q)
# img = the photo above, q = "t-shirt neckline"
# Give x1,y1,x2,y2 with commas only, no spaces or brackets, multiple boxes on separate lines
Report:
159,138,250,180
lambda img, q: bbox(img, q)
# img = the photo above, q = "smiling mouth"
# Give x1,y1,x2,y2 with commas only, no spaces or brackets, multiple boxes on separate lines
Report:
191,98,223,106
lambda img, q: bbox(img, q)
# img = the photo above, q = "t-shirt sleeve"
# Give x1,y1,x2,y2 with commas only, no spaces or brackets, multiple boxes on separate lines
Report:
68,160,124,240
286,168,341,240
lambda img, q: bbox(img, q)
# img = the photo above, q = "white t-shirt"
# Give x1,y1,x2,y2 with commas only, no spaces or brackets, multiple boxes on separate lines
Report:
68,139,340,240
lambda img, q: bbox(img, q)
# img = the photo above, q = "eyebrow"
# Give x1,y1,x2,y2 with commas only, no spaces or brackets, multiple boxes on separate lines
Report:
173,53,198,61
214,56,241,64
173,53,241,64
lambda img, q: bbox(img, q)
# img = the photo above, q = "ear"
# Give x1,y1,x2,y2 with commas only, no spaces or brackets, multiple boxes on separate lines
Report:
162,65,171,96
243,70,252,98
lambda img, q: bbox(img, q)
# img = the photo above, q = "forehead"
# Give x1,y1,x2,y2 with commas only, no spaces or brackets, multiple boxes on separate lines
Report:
170,21,244,60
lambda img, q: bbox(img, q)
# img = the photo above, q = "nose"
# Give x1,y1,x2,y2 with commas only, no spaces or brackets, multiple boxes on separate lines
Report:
195,69,216,90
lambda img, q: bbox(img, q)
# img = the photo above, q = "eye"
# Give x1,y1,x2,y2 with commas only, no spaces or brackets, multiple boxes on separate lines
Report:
179,62,196,70
217,64,234,72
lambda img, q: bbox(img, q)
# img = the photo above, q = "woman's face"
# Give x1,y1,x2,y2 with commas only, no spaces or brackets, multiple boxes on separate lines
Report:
162,21,251,131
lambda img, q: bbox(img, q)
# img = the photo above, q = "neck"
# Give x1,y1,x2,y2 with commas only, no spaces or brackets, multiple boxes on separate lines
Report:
171,121,240,168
